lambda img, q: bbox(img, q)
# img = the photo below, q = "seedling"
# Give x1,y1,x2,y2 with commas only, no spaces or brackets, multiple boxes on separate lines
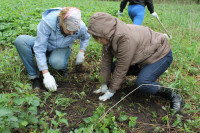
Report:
129,116,137,128
152,111,157,118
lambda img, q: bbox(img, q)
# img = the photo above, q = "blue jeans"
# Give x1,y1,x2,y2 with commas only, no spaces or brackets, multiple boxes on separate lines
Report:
15,35,71,79
111,50,173,94
128,4,145,25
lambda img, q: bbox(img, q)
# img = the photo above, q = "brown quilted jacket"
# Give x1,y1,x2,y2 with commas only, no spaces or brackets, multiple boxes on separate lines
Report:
88,12,170,91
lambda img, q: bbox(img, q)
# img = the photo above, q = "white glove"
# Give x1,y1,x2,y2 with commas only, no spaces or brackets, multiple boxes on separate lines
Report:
93,84,108,94
75,51,84,65
151,12,158,18
164,33,172,40
99,90,115,101
118,10,123,17
43,72,57,91
163,33,169,39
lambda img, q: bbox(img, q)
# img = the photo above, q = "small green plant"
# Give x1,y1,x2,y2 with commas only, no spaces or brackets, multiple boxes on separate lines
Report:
42,92,52,103
161,115,169,125
152,111,157,118
72,91,86,99
153,126,161,132
126,80,134,86
89,72,99,81
129,102,134,108
73,104,125,132
118,111,129,122
0,107,19,132
81,108,87,114
39,110,68,132
51,110,69,129
129,116,137,128
184,117,200,132
0,83,40,132
0,44,24,89
172,114,183,128
151,111,157,122
117,105,122,111
54,94,77,109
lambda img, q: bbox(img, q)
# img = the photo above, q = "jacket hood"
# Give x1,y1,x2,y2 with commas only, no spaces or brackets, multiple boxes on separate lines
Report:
88,12,117,41
42,8,62,31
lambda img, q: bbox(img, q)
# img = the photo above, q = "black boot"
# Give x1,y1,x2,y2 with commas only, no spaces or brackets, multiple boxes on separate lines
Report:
155,87,184,114
58,69,68,78
31,77,43,89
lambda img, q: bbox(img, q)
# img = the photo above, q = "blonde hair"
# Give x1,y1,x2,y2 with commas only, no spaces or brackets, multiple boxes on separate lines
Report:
58,7,79,29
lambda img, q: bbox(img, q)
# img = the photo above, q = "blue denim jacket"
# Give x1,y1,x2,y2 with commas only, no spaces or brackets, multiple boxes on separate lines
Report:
33,8,90,71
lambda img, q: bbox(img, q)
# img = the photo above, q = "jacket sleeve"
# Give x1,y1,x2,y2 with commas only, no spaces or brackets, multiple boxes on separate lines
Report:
109,36,137,91
33,20,52,71
120,0,129,12
100,45,114,84
79,23,91,51
145,0,154,14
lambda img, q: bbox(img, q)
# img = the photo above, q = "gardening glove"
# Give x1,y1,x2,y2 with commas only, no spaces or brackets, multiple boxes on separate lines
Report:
164,33,172,40
43,72,57,91
163,33,169,39
75,51,84,65
93,84,108,94
99,89,115,101
118,10,123,17
151,12,159,19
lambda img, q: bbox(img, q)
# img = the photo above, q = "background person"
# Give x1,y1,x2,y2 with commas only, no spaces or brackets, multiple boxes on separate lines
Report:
15,7,90,91
88,12,183,114
118,0,158,25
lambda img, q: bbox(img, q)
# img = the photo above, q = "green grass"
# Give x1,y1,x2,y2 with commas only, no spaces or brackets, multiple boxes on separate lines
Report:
0,0,199,132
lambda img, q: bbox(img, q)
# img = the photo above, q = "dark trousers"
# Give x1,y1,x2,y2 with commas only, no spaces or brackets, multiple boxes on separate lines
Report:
111,50,173,94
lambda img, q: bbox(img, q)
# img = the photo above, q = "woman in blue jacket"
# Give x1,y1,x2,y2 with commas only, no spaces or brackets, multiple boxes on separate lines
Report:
118,0,158,25
15,7,90,91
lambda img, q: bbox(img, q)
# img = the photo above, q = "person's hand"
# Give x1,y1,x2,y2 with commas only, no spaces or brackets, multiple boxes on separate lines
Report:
75,51,84,65
43,72,57,91
93,84,108,94
164,33,172,40
99,90,115,101
163,33,169,39
151,12,158,18
118,10,123,17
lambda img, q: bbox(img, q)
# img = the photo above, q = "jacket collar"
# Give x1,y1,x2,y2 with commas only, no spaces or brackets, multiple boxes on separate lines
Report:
42,8,62,31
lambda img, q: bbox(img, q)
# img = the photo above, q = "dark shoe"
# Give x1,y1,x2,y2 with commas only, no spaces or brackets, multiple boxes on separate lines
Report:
32,78,42,89
155,87,184,114
170,93,184,114
58,69,68,78
63,71,68,78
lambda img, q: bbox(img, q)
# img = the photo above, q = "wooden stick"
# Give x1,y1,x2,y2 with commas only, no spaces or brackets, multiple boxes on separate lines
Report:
156,17,172,39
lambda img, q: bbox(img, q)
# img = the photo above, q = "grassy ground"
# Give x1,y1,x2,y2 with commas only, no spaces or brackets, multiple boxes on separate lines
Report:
0,0,199,132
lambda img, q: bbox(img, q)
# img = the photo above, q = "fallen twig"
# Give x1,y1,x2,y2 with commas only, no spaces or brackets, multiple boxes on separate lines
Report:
94,84,179,129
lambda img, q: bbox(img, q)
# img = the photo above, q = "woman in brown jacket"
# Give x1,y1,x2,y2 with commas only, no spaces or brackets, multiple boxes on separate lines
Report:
87,12,183,114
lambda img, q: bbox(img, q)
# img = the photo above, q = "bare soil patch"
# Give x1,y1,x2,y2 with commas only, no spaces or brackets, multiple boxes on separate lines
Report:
37,65,189,133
